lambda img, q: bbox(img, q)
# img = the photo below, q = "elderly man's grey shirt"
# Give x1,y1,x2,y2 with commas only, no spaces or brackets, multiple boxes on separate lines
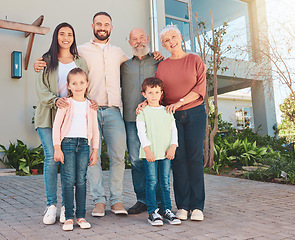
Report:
121,53,160,122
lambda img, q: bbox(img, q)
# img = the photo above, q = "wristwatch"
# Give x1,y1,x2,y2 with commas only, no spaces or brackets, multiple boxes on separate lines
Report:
179,98,185,106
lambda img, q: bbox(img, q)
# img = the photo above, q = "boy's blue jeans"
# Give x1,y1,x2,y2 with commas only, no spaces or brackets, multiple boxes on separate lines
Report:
61,137,89,220
144,158,172,214
37,127,64,207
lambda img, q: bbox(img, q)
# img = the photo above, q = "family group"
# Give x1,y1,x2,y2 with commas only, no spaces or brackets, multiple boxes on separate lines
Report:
34,11,206,231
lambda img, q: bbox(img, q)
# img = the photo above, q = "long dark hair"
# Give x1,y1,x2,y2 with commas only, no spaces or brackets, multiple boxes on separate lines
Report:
43,22,78,71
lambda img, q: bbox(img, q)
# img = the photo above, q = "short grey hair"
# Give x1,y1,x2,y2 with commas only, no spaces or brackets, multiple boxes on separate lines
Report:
159,24,182,44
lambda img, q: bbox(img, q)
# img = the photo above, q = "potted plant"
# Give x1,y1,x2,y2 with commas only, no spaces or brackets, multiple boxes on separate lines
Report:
0,140,44,176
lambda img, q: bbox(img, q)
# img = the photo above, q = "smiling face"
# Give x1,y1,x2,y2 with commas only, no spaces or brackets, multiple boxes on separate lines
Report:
67,73,89,100
142,85,163,107
92,14,113,43
57,27,74,50
161,30,183,53
129,28,150,56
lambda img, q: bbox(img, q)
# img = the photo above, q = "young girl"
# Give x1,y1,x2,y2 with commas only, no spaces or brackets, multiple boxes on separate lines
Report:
34,22,90,225
53,68,99,231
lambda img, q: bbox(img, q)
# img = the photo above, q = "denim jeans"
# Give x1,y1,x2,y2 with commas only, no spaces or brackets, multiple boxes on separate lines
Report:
61,137,89,220
37,127,64,206
144,158,171,214
88,107,126,206
172,103,207,212
124,121,146,204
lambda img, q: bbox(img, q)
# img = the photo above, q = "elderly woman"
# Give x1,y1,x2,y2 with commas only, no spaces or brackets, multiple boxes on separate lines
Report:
156,25,207,221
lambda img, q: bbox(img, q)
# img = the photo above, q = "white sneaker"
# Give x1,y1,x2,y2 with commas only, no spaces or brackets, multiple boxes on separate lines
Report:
60,206,65,223
190,209,204,221
43,205,57,224
176,209,188,220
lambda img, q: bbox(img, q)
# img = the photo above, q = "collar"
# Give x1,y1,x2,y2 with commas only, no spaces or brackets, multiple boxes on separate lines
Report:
74,55,80,60
131,52,153,61
90,38,110,46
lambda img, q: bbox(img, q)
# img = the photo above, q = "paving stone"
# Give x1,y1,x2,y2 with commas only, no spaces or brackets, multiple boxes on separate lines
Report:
1,170,295,239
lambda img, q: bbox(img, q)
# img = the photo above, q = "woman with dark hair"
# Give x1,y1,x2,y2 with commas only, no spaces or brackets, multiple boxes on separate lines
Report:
34,22,89,225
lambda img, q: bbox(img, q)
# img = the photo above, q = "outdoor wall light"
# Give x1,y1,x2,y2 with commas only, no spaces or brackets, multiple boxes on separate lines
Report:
11,51,22,79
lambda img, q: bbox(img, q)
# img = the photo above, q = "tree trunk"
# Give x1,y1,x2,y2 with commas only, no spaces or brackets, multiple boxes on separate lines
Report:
203,94,210,166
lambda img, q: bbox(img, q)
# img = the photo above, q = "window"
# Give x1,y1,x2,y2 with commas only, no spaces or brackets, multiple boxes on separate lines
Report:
164,0,252,60
165,0,194,50
191,0,251,61
235,107,253,128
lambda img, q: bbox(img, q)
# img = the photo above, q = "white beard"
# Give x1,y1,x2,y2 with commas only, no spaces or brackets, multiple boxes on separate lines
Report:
132,44,150,57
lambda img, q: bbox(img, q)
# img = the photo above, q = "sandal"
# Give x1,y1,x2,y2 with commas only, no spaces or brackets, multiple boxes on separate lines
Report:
62,219,74,231
77,218,91,229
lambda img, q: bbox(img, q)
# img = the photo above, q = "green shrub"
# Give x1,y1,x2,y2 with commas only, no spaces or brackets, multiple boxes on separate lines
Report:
214,138,267,169
0,140,44,175
244,150,295,184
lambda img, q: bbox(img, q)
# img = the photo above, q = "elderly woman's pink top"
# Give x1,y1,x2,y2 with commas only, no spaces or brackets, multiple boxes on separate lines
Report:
156,54,206,111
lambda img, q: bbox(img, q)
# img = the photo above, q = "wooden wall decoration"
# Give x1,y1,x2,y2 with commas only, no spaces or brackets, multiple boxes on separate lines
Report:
0,15,50,70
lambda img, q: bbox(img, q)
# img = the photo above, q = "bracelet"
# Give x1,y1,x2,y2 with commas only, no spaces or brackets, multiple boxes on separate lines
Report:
179,98,185,106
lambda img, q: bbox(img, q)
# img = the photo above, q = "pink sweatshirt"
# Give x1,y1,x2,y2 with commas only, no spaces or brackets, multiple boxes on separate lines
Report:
53,98,99,148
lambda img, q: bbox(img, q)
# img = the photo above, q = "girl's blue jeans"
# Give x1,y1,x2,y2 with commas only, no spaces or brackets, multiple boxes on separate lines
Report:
144,158,172,214
37,127,64,207
61,137,89,220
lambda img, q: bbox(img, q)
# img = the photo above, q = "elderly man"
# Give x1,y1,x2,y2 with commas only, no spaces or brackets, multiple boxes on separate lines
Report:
121,28,161,214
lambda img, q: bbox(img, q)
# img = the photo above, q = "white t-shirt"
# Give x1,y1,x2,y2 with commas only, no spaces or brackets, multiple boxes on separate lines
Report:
58,61,77,97
92,41,106,51
65,99,87,138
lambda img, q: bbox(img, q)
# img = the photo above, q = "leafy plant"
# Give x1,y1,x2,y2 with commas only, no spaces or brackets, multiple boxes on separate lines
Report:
0,140,44,175
214,138,267,170
100,139,131,170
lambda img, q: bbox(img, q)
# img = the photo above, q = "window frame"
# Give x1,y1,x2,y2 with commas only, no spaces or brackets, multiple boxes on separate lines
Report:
165,0,195,51
235,106,253,129
165,0,253,57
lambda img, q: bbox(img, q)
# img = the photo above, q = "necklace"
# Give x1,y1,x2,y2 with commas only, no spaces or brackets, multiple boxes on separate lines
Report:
58,56,74,64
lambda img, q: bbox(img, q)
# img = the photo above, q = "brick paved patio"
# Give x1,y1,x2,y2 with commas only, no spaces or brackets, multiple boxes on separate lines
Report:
0,169,294,240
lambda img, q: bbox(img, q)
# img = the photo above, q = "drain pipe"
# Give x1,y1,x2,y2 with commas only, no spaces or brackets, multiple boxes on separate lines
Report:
149,0,159,51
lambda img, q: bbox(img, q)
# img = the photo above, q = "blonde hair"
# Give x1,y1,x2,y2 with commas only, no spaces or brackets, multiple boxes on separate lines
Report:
66,68,88,98
159,24,182,44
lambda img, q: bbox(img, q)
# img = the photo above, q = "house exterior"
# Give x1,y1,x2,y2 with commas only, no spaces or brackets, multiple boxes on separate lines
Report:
210,91,254,129
0,0,276,153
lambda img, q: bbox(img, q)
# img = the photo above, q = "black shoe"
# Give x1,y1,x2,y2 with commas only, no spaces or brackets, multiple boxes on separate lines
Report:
128,201,147,214
163,209,181,225
148,208,163,226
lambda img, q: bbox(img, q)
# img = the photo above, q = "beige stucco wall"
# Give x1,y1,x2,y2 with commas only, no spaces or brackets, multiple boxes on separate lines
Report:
0,0,276,156
0,0,151,150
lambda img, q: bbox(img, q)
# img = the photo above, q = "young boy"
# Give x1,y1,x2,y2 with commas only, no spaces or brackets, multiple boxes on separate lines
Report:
136,77,181,226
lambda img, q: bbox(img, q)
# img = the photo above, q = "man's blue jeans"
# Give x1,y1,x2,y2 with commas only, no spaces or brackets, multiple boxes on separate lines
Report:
124,121,146,204
172,104,207,212
37,127,64,206
61,138,89,220
88,107,126,206
144,159,172,214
